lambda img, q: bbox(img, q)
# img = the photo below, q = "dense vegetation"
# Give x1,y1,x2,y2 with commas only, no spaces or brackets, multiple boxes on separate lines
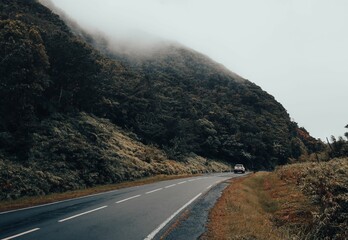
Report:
327,125,348,158
83,26,321,170
273,127,348,239
0,0,319,199
277,158,348,240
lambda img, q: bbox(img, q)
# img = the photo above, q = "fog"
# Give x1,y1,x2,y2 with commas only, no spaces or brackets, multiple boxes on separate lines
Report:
49,0,348,140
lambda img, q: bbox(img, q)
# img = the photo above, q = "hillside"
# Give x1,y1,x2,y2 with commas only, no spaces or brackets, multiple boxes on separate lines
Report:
0,0,230,200
0,0,313,199
85,33,303,169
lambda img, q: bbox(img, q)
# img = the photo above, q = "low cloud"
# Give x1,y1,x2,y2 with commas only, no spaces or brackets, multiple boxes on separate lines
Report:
41,0,348,140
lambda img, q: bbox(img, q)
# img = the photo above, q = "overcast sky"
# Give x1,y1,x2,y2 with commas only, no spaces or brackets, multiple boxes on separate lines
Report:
50,0,348,140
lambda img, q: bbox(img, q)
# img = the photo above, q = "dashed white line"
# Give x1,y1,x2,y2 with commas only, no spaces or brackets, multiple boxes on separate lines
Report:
206,184,213,189
187,179,195,182
164,184,176,189
144,192,202,240
116,194,141,203
177,181,187,185
58,206,107,223
146,188,163,194
0,189,119,215
1,228,40,240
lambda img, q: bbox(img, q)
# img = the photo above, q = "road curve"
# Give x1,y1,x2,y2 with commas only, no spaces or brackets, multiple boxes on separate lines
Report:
0,172,246,240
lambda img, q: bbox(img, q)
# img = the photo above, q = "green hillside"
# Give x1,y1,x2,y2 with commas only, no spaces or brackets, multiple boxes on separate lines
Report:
87,37,301,169
0,0,315,200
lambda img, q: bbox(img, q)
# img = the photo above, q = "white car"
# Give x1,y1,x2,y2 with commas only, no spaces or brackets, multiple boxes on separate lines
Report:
234,164,245,174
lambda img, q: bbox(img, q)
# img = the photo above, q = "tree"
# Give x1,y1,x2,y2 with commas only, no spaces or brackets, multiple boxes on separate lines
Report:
0,20,50,132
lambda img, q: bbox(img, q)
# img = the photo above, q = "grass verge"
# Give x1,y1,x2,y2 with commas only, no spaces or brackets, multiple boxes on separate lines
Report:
201,172,316,240
0,174,196,212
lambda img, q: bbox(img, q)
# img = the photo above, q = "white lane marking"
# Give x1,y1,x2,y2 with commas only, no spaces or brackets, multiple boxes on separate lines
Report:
144,192,202,240
1,228,40,240
146,188,163,194
177,181,187,185
116,195,141,203
58,206,107,223
206,185,213,190
0,189,119,215
164,184,176,189
187,179,195,182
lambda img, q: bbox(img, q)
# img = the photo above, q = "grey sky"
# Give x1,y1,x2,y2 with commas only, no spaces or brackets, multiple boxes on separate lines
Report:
50,0,348,140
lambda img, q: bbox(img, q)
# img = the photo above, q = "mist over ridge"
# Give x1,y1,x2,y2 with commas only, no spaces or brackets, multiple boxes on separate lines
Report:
45,0,348,141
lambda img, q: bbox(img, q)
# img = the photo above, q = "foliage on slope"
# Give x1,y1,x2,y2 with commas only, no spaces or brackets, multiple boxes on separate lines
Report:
0,112,228,200
277,158,348,239
328,127,348,158
0,0,111,143
86,35,312,169
0,0,230,200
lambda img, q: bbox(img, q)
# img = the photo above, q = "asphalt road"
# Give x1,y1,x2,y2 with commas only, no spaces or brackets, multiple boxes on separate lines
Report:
0,172,246,240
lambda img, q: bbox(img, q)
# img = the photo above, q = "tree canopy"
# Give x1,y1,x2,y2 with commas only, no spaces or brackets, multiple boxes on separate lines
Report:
0,0,318,172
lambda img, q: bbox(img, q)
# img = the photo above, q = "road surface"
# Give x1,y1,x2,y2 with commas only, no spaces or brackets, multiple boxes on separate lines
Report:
0,172,245,240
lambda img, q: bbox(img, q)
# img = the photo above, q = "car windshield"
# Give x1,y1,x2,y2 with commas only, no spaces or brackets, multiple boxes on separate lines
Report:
235,164,243,167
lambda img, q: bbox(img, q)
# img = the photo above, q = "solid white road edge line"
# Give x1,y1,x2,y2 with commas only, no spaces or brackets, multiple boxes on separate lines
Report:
144,192,202,240
1,228,40,240
146,188,163,194
206,184,213,189
164,184,176,189
116,195,141,203
58,206,107,223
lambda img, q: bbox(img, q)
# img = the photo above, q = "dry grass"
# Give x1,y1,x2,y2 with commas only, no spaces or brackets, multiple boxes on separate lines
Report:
202,172,315,240
0,174,196,212
276,158,348,240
